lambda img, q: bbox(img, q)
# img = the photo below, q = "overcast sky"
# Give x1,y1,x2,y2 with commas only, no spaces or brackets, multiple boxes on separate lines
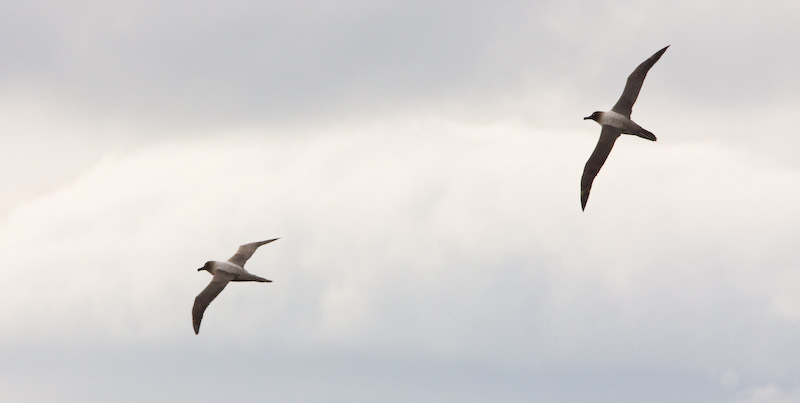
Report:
1,1,799,402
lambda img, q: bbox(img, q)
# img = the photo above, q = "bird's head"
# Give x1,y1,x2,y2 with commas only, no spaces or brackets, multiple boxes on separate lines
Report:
197,261,213,272
584,111,602,122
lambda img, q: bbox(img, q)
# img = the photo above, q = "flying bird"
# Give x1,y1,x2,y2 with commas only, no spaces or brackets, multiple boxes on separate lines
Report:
192,238,279,334
581,45,669,210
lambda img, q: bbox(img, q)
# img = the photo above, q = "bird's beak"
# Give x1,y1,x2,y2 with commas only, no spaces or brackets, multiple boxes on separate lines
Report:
197,268,204,272
583,116,591,120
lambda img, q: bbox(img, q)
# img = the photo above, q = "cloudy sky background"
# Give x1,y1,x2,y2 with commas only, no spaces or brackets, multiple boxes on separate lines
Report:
1,1,799,402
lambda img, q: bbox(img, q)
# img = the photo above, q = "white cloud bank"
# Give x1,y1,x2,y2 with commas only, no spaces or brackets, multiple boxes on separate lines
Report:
1,118,798,401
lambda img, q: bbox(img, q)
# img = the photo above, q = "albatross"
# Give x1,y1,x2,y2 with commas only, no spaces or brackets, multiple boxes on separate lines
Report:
581,45,669,210
192,238,278,334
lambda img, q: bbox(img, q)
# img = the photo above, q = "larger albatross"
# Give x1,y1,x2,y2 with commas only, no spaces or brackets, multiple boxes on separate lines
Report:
192,238,278,334
581,45,669,210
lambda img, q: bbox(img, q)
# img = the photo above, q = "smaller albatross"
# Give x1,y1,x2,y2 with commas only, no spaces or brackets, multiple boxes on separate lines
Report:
581,45,669,210
192,238,278,334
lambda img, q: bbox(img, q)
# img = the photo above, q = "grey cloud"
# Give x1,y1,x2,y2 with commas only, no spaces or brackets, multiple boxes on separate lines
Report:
1,1,797,147
1,2,560,129
3,0,797,157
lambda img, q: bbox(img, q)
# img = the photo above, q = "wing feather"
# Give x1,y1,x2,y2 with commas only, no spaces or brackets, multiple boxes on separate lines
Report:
611,46,669,118
581,126,622,210
192,272,235,334
227,238,278,267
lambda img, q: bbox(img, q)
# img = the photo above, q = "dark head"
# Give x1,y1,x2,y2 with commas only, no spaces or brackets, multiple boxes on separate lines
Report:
197,261,213,272
584,111,601,121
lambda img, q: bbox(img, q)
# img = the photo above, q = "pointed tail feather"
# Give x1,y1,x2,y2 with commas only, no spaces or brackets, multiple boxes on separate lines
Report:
634,129,657,141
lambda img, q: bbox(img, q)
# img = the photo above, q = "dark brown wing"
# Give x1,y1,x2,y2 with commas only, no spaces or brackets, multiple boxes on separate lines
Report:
227,238,279,268
581,125,622,210
611,46,669,118
192,271,235,334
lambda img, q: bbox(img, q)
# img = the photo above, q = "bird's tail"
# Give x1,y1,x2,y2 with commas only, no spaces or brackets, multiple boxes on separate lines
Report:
232,273,272,282
634,129,657,141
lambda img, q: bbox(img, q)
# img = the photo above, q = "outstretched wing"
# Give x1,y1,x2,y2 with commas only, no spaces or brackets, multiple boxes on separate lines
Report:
192,271,235,334
611,45,669,118
227,238,279,268
581,125,622,210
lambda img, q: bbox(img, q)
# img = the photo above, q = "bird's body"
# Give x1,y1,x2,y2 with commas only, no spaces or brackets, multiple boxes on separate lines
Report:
588,111,655,141
202,260,270,282
581,45,669,210
192,238,278,334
